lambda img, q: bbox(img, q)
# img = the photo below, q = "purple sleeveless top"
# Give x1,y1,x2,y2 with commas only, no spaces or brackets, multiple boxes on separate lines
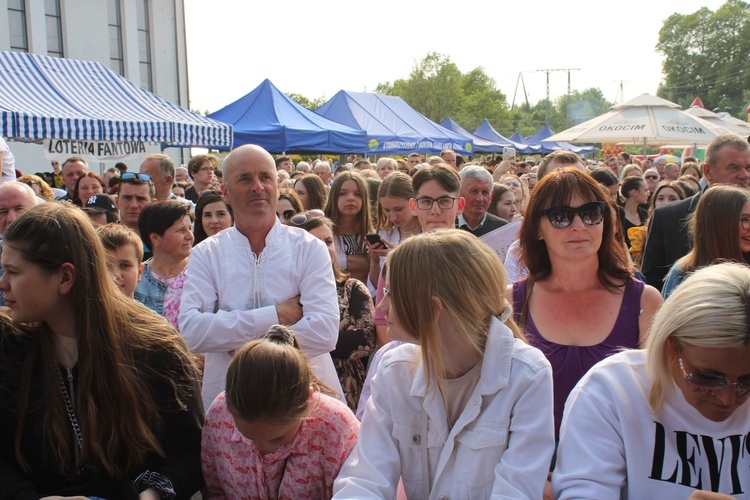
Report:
512,277,643,437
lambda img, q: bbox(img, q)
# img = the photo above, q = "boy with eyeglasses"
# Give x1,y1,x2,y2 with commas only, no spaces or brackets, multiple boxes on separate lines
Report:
185,154,218,203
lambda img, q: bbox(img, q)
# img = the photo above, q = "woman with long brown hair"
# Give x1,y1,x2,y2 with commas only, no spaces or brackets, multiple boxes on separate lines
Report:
662,185,750,298
293,174,327,211
510,168,662,441
324,171,373,285
0,203,203,498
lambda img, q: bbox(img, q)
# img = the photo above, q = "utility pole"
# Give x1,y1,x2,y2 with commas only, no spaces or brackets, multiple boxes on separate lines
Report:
511,72,531,110
614,80,628,104
536,68,580,123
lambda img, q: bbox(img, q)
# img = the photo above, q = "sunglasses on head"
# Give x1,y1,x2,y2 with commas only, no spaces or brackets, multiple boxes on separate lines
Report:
120,172,152,183
544,201,606,229
199,189,221,198
289,209,325,226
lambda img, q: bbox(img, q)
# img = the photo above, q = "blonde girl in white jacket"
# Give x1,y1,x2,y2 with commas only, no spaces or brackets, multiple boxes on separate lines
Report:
334,229,555,499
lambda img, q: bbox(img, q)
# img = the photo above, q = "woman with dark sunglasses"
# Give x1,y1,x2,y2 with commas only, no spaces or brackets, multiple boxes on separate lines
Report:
508,168,662,495
554,262,750,499
276,188,303,224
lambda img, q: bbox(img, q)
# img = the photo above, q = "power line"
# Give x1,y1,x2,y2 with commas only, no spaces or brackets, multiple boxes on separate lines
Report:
536,68,580,123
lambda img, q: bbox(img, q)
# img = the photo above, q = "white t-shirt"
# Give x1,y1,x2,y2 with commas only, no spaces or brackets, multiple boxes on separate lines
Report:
554,349,750,499
0,136,17,181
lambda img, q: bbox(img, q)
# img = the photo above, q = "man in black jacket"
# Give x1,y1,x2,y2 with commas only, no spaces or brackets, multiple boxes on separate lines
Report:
456,165,508,237
642,134,750,290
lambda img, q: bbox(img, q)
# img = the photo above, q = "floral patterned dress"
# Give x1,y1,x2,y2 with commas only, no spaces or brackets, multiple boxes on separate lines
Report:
333,278,376,412
202,392,359,499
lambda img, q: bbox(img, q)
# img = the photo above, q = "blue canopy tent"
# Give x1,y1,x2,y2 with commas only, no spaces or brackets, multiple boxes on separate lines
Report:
0,50,232,149
315,91,473,155
526,125,594,155
209,79,367,153
440,117,505,153
473,120,538,154
510,132,539,155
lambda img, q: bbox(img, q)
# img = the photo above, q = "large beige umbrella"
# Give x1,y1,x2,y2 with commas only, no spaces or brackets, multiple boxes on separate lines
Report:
684,106,744,136
720,114,750,136
546,94,719,149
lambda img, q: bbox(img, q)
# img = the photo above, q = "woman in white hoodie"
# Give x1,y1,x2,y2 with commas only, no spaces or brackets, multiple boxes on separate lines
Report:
554,262,750,499
334,229,555,499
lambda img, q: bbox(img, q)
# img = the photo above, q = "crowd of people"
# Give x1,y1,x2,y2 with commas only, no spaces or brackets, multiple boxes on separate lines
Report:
0,133,748,499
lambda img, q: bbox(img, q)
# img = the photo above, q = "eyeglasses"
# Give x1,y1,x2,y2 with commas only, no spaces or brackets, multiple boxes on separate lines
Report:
277,209,297,221
544,202,606,229
289,209,325,226
414,196,457,210
644,175,659,180
679,357,750,398
741,217,750,231
120,172,152,183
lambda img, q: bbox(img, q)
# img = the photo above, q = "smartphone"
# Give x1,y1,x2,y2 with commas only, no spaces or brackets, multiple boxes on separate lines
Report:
503,146,516,160
366,233,382,245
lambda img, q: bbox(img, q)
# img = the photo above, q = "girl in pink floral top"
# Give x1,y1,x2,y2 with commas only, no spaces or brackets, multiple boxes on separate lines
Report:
201,325,360,499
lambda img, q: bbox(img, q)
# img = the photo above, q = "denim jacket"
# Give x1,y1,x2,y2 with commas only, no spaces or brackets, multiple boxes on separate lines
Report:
134,259,167,316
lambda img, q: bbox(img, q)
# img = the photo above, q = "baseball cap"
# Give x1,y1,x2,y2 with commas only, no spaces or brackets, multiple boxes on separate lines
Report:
85,194,117,213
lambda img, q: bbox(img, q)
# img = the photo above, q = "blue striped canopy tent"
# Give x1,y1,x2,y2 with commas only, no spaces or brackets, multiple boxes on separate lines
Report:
0,51,232,149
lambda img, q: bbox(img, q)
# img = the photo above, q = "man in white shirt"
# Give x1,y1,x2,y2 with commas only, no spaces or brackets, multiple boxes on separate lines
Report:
0,136,17,182
179,144,341,409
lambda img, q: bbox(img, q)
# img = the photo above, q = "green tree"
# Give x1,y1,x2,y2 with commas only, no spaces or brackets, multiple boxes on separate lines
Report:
286,93,327,110
376,52,509,132
656,0,750,116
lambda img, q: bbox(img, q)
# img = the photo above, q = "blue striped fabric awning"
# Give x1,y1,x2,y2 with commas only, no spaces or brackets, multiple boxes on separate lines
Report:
0,51,232,149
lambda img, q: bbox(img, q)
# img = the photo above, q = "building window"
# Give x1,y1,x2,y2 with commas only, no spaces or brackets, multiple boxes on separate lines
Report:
108,0,124,75
136,0,152,90
45,0,63,58
8,0,28,52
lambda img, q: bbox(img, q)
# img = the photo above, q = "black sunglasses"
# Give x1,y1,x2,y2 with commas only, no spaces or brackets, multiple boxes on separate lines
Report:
277,209,297,221
120,172,152,183
544,202,606,229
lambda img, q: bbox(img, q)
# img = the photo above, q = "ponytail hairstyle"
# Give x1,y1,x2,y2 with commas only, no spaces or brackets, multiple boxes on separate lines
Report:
619,176,646,200
376,172,415,231
225,325,334,422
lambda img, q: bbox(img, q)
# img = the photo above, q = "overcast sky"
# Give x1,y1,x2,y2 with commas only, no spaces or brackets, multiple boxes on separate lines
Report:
184,0,727,119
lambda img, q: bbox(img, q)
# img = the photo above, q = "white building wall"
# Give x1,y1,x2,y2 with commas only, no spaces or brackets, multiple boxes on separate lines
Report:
1,0,190,174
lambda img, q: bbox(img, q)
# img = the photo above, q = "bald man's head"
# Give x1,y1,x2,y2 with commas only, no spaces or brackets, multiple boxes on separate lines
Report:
0,182,40,234
223,144,277,180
